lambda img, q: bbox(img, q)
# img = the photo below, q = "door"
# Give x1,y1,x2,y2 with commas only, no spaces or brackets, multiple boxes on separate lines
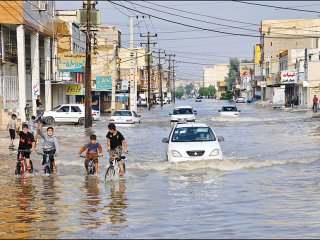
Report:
55,106,70,122
70,106,83,122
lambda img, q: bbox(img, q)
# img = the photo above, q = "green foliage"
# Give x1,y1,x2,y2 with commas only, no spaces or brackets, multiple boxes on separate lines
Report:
177,86,184,92
241,59,254,63
199,87,209,96
207,85,216,96
175,90,184,99
226,57,240,89
185,83,194,96
220,90,233,100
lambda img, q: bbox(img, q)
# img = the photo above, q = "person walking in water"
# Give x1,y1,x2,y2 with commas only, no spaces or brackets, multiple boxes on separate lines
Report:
313,95,318,112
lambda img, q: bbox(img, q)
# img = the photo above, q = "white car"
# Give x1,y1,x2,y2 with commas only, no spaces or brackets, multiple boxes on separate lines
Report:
219,106,241,117
236,97,246,103
137,98,147,107
42,104,99,125
109,110,141,124
162,123,224,162
156,98,169,105
170,106,197,124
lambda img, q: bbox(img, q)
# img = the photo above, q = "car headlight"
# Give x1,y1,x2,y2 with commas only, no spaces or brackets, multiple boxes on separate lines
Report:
210,149,220,156
171,150,182,157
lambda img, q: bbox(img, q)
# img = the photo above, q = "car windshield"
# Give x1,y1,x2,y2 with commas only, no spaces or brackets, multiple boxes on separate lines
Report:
52,105,61,111
173,108,193,115
171,127,216,142
222,107,238,112
113,111,132,116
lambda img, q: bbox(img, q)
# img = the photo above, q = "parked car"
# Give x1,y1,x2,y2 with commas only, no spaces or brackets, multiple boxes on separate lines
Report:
162,123,224,162
218,106,241,117
42,104,99,125
137,98,147,107
156,98,169,105
170,106,197,124
109,110,141,124
236,97,246,103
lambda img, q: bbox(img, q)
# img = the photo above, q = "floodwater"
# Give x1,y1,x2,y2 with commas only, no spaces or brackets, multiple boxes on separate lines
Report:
1,99,320,238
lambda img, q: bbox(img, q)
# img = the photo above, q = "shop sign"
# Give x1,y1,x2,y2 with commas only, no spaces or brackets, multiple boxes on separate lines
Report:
96,76,112,91
281,70,299,84
66,84,83,95
58,54,86,72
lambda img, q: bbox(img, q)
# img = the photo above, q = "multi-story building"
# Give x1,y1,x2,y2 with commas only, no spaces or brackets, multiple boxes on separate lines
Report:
257,18,320,102
203,64,229,88
0,0,56,127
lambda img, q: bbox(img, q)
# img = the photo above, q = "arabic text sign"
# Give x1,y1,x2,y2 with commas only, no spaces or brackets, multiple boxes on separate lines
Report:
96,76,112,91
281,70,299,84
58,54,86,72
66,84,83,95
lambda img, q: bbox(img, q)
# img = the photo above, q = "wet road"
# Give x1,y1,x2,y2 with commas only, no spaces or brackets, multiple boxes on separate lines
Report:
1,99,320,238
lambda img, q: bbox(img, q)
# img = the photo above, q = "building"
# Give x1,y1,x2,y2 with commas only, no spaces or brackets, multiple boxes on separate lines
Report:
257,18,320,101
0,0,56,127
203,64,229,88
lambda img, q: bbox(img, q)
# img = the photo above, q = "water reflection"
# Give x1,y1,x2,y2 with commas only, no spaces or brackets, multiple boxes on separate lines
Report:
106,179,128,226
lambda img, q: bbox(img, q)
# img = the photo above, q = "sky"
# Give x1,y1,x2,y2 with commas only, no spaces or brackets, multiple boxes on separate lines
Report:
56,1,320,82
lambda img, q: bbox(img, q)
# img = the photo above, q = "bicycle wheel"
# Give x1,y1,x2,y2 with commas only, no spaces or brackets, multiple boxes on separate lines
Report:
29,161,33,173
15,162,21,175
21,161,26,174
105,167,115,180
123,162,126,173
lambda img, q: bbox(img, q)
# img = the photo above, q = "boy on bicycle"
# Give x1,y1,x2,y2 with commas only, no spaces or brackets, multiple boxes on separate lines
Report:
78,134,102,176
106,123,128,176
37,125,59,173
16,124,36,173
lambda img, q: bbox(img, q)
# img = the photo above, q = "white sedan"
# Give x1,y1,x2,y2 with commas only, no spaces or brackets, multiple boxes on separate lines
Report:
109,110,141,124
219,106,241,117
170,106,197,124
42,104,99,125
162,123,224,162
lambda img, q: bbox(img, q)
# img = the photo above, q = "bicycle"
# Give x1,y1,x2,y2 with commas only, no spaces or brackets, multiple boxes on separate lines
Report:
12,149,34,175
38,152,55,174
79,155,103,175
105,152,126,180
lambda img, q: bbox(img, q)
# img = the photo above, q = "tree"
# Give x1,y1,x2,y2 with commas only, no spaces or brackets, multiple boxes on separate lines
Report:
175,90,184,99
207,85,216,97
177,86,184,92
185,83,194,96
199,87,209,96
241,59,253,63
225,57,240,89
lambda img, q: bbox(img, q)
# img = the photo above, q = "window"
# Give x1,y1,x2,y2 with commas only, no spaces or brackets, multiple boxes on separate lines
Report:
173,108,193,115
57,106,70,112
71,106,82,112
113,111,132,116
171,127,216,142
52,105,61,111
222,107,238,112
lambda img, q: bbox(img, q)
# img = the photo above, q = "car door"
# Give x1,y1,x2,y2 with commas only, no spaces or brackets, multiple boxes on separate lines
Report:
55,106,70,122
70,106,83,122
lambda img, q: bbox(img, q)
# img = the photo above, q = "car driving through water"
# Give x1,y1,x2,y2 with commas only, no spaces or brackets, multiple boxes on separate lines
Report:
169,106,197,124
162,123,224,162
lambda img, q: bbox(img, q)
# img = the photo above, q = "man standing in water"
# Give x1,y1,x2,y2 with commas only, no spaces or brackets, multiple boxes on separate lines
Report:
313,95,318,112
106,123,128,176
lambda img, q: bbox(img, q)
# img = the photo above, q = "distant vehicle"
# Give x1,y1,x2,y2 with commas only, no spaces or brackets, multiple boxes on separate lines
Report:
170,106,197,124
162,123,224,162
109,110,141,124
42,104,99,125
137,98,147,107
195,99,202,102
236,97,246,103
218,106,241,117
196,95,204,99
156,98,169,105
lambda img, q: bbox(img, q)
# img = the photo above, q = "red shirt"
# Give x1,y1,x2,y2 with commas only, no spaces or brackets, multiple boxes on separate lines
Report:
313,97,318,104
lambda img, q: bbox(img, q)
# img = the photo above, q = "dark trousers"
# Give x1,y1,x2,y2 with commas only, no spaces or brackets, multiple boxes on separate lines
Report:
42,150,55,165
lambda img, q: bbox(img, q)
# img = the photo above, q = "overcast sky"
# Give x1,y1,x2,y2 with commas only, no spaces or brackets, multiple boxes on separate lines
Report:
56,1,320,81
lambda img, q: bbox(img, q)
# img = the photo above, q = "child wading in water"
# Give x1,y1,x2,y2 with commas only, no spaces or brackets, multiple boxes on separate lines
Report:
7,114,17,148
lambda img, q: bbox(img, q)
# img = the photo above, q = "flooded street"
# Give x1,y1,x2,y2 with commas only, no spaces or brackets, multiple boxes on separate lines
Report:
1,99,320,238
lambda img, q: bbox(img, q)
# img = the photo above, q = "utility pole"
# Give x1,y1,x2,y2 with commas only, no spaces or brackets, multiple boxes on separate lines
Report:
140,32,157,110
172,59,176,103
165,53,175,103
84,0,92,128
153,49,165,106
111,42,119,113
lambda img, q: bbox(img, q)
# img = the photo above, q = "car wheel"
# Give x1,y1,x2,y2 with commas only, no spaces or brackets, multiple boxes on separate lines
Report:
78,117,85,125
45,117,55,125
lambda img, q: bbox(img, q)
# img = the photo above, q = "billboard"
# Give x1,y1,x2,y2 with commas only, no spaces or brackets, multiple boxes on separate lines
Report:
66,84,84,95
281,70,299,84
240,69,251,78
95,76,112,91
58,54,86,72
255,44,261,65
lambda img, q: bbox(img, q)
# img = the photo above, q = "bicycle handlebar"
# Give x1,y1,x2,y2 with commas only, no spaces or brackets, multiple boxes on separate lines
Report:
37,152,55,156
79,155,104,158
11,149,30,152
